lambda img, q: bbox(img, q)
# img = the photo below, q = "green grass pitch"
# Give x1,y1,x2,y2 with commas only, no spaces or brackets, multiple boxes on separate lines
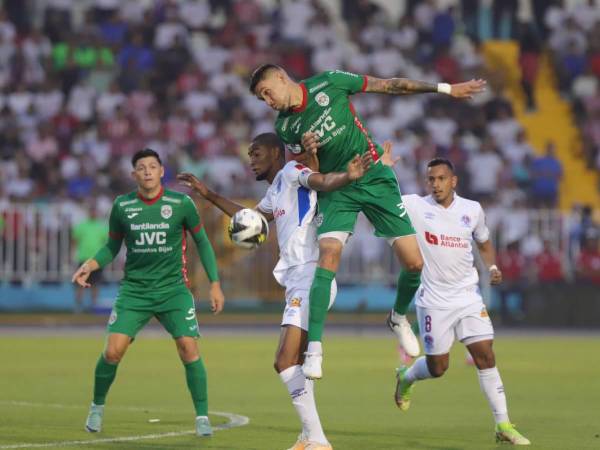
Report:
1,333,599,449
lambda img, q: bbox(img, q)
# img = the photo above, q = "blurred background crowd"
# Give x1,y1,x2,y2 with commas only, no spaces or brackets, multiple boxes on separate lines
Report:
1,0,599,320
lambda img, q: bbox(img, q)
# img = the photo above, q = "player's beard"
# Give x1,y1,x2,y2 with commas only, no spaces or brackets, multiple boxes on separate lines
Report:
255,171,268,181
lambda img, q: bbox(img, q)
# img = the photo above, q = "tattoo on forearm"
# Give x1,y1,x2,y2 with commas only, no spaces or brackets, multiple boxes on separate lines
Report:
367,77,437,95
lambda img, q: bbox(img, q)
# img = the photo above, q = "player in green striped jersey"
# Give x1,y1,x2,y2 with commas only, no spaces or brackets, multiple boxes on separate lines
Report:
250,64,485,379
72,148,224,436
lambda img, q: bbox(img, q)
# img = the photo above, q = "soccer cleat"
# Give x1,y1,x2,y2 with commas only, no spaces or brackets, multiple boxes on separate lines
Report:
195,415,213,437
394,366,414,411
302,352,323,380
85,403,104,432
286,433,308,450
495,422,531,445
304,442,333,450
386,311,420,357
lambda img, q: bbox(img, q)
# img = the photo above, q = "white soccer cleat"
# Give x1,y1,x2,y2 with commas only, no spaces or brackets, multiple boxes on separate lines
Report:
85,403,104,432
302,352,323,380
286,433,309,450
387,311,420,357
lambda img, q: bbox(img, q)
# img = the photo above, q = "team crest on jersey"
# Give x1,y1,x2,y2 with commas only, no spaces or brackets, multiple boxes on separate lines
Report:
424,212,435,220
314,213,324,227
315,91,329,107
108,310,117,325
290,297,302,307
161,204,173,219
460,215,471,227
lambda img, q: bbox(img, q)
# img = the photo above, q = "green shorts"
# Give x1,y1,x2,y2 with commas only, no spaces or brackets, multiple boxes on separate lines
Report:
316,163,415,239
107,289,199,339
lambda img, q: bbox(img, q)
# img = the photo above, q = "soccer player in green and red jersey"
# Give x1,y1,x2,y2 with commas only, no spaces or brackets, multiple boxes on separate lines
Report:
250,65,485,379
72,148,224,436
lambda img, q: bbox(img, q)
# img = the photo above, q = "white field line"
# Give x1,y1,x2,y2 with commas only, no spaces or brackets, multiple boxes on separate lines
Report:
0,401,249,449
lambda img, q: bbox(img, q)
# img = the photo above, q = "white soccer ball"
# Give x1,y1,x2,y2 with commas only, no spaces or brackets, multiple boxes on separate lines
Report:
228,208,269,249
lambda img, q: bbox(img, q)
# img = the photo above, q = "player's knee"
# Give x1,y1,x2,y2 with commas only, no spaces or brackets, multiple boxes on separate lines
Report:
104,347,125,364
406,257,423,272
274,352,299,373
473,352,496,370
176,340,199,363
427,358,448,378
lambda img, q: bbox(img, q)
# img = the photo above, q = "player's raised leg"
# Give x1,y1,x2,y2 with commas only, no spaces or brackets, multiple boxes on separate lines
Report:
467,339,530,445
303,237,343,380
85,332,131,432
388,235,422,356
276,325,331,449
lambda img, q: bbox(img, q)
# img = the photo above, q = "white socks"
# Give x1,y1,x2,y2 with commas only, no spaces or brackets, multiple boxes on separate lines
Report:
307,341,322,355
405,356,433,384
279,365,328,445
478,367,510,424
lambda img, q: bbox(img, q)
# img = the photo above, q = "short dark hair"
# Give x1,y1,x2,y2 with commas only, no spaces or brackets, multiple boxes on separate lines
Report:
427,157,455,172
132,148,162,167
251,133,285,160
249,63,283,94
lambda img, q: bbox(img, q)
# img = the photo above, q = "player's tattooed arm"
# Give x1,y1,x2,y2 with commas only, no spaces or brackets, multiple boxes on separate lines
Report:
365,76,437,95
365,76,486,98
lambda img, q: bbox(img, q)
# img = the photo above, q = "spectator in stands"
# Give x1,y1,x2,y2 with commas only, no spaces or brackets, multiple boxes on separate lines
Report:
71,204,108,312
518,23,541,112
576,232,600,286
496,240,527,325
530,141,563,208
534,240,564,284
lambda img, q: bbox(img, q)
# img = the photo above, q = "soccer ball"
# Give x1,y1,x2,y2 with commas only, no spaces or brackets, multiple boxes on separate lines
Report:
228,208,269,249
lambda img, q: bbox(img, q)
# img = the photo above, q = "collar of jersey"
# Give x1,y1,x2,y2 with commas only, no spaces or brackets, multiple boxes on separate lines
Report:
290,83,308,113
137,186,164,205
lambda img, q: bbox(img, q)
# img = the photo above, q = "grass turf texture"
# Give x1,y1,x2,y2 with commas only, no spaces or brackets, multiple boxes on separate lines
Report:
1,334,599,449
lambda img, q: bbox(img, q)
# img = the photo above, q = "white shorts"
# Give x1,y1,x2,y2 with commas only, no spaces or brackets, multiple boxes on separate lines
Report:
416,301,494,355
279,262,337,331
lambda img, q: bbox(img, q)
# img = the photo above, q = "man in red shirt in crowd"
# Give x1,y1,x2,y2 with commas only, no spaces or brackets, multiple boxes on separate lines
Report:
534,241,564,283
496,241,527,324
576,235,600,285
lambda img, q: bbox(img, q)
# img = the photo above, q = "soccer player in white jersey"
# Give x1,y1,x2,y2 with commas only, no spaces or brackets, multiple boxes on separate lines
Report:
392,156,530,445
177,132,370,450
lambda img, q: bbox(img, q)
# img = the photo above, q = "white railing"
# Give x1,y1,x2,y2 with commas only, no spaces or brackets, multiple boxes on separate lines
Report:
0,204,575,286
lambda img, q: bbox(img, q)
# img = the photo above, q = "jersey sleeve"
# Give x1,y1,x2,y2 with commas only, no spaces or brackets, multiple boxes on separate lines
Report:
183,195,219,282
283,161,315,189
93,200,123,267
256,189,273,214
473,203,490,243
182,195,203,234
326,70,367,95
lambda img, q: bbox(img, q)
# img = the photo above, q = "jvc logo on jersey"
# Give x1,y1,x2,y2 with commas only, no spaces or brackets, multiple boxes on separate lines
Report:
315,115,335,137
135,231,167,246
425,231,439,245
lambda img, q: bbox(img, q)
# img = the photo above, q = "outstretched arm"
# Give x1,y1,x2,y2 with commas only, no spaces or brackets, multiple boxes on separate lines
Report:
177,173,274,221
365,76,486,99
306,154,370,192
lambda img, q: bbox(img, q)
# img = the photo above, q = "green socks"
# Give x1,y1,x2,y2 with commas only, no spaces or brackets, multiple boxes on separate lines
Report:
93,354,118,405
184,358,208,416
393,269,421,315
307,267,336,342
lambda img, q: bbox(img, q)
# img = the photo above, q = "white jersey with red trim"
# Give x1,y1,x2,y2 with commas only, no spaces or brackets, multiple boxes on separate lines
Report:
257,161,318,284
402,194,490,309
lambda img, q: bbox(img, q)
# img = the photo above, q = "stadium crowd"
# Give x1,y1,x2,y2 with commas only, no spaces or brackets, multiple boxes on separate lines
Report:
0,0,599,290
